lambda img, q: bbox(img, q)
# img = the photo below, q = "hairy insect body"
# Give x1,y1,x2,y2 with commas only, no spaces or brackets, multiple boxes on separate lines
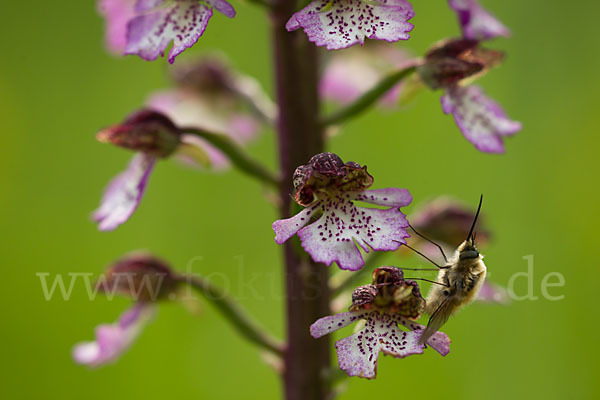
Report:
419,240,486,344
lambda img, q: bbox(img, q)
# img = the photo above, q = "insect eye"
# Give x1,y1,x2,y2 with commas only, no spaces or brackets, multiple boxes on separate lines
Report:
459,250,479,260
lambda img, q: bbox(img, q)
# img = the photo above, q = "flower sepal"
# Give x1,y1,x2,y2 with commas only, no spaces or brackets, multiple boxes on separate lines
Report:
417,38,504,90
98,252,180,302
97,109,181,158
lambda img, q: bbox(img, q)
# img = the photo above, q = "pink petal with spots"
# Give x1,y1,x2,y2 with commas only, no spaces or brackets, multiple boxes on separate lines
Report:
335,313,423,379
297,196,410,271
441,85,521,154
353,188,412,207
272,206,317,245
73,303,155,367
448,0,510,41
98,0,137,54
398,317,451,356
286,0,415,50
310,311,368,338
125,1,213,64
93,154,156,231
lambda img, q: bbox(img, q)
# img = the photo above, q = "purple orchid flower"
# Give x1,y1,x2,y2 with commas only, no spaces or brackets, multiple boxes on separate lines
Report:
415,0,520,153
272,153,411,271
320,43,417,107
286,0,415,50
94,110,201,231
97,0,236,63
73,253,178,367
312,267,450,378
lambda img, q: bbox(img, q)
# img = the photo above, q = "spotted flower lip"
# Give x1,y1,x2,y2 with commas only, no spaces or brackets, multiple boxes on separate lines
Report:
94,153,156,231
73,303,155,368
448,0,510,41
441,85,521,153
311,266,449,378
286,0,415,51
273,153,412,271
98,0,236,63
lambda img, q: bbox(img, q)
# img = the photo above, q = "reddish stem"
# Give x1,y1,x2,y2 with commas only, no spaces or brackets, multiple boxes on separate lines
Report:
270,3,331,400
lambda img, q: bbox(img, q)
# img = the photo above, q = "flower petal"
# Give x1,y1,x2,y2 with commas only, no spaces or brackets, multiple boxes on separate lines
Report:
310,311,367,338
272,205,317,245
73,303,155,367
176,133,228,169
147,89,262,170
147,89,260,144
398,317,451,356
448,0,510,41
98,0,137,54
125,1,213,64
135,0,164,12
441,85,521,153
298,197,409,270
335,313,423,378
93,154,156,231
354,188,412,207
205,0,236,18
286,0,415,50
320,44,416,106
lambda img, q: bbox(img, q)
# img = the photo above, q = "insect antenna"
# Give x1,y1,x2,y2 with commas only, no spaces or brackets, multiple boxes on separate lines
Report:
408,223,448,263
394,241,448,269
404,277,449,287
467,194,484,243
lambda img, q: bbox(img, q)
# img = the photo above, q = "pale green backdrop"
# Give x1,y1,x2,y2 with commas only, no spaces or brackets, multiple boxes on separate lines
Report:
0,1,598,399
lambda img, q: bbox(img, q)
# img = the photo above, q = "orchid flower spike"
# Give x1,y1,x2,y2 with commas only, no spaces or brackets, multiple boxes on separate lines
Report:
273,152,412,271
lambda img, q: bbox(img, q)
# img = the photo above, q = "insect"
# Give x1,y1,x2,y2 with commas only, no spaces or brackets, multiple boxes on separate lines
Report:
409,195,487,345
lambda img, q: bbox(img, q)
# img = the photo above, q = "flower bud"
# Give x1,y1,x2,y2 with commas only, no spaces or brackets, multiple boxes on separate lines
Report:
97,253,179,302
418,39,504,90
170,57,234,94
97,110,181,158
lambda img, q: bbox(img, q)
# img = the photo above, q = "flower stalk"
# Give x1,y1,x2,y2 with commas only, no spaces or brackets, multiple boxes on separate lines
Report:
179,274,284,356
271,1,331,398
321,66,417,127
182,127,281,187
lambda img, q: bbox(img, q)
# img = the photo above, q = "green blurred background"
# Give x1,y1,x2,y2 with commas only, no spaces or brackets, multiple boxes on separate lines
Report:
1,0,598,399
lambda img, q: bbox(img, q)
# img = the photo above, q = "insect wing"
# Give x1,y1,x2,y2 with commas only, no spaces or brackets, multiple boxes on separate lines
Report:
419,295,454,345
